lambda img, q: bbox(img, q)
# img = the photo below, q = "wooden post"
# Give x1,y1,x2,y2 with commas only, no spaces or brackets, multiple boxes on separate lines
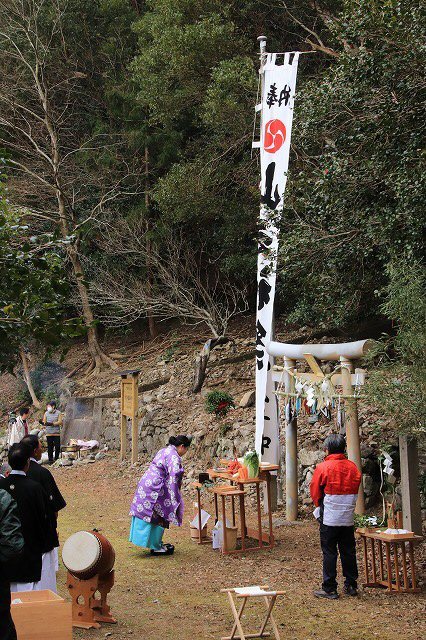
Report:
120,380,127,462
131,372,139,464
119,370,139,463
399,436,422,535
284,357,298,521
340,357,365,514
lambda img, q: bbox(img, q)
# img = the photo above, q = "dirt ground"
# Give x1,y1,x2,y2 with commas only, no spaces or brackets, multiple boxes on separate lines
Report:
54,459,425,640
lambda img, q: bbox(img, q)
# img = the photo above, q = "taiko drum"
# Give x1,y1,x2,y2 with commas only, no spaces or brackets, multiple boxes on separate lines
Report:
62,530,115,580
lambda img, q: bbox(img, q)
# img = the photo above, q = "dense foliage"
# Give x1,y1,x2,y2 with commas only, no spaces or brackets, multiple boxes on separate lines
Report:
282,0,425,327
0,162,81,372
365,260,425,439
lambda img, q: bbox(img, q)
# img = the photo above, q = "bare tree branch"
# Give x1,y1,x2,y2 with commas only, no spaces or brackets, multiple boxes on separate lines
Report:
89,219,248,340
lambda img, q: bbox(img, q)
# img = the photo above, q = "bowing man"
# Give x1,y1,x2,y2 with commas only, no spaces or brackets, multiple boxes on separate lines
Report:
22,435,67,592
0,442,49,592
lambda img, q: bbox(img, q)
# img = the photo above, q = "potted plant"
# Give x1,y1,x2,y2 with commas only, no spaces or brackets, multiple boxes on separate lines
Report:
354,514,379,533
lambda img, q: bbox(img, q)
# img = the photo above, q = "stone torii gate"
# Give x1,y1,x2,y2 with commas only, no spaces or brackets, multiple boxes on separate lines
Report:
268,339,372,520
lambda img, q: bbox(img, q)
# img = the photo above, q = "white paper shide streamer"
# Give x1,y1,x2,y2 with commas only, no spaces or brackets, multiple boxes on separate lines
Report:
254,52,300,463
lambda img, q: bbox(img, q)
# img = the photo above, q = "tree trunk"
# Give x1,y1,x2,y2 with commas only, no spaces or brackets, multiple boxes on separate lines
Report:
68,247,117,373
19,349,41,408
145,145,158,340
35,62,115,374
192,336,229,393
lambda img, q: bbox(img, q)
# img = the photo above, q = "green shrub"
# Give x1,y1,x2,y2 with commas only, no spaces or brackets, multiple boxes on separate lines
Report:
205,390,235,417
365,258,426,440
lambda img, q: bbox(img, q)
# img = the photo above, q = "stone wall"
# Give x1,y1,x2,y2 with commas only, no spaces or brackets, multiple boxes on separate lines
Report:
62,391,419,515
98,396,256,461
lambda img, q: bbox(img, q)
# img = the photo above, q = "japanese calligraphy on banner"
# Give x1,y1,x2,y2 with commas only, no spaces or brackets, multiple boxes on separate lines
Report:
254,52,300,463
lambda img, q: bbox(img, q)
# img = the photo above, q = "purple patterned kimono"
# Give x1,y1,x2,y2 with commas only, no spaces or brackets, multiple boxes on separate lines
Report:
130,445,185,527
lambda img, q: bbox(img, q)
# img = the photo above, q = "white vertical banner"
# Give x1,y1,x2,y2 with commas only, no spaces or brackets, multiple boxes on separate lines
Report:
254,52,300,463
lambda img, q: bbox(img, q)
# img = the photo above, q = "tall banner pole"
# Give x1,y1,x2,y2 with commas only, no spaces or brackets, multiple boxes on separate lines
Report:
254,41,300,474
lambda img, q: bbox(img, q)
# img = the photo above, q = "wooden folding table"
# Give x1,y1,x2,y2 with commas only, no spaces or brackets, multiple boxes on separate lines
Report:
221,585,284,640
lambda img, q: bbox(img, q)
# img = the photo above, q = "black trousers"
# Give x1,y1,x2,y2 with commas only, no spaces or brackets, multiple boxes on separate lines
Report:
0,582,17,640
320,522,358,592
47,435,61,462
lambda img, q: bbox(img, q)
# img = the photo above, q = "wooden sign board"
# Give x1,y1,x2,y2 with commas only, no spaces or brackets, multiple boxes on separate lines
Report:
119,370,140,463
122,380,137,416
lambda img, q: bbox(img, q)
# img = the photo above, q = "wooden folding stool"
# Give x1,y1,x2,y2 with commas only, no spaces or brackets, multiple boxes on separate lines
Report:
221,586,284,640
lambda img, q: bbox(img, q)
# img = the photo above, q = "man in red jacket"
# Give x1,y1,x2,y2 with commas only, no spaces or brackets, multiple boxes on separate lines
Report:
310,433,362,599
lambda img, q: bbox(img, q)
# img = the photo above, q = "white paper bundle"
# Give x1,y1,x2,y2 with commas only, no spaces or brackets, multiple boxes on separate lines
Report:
234,586,277,596
190,509,211,530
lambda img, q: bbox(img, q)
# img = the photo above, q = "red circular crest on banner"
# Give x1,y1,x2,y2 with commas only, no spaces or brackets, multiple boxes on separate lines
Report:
264,119,286,153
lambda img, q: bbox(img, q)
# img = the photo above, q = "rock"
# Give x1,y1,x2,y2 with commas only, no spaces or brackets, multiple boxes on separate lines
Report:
142,394,154,404
95,452,106,461
360,443,374,458
299,448,323,467
239,390,255,408
362,474,374,495
60,458,73,467
362,458,379,478
365,494,379,509
104,427,118,443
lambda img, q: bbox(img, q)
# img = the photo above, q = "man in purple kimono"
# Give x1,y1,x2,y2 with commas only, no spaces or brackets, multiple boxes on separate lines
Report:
129,435,191,555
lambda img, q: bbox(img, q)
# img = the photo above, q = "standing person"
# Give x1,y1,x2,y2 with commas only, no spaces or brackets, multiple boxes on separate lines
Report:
42,401,62,464
129,435,191,556
0,462,12,478
7,407,29,446
0,442,49,592
310,434,362,599
22,434,67,592
16,407,30,439
0,488,24,640
7,412,20,447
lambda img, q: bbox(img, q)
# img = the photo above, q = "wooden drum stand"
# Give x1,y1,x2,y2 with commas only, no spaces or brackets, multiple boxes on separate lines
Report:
67,570,117,629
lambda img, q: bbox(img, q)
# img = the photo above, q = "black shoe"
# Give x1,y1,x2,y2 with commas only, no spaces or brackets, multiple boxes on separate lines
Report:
344,585,358,596
150,545,174,556
164,543,175,552
314,589,339,600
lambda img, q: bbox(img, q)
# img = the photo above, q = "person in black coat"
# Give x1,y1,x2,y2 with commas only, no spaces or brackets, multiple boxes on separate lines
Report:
0,488,24,640
0,443,49,591
22,434,67,591
22,434,66,534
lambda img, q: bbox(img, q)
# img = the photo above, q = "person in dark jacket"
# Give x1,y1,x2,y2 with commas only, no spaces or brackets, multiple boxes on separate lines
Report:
41,400,62,464
0,488,24,640
0,442,49,592
310,433,362,599
22,434,67,591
